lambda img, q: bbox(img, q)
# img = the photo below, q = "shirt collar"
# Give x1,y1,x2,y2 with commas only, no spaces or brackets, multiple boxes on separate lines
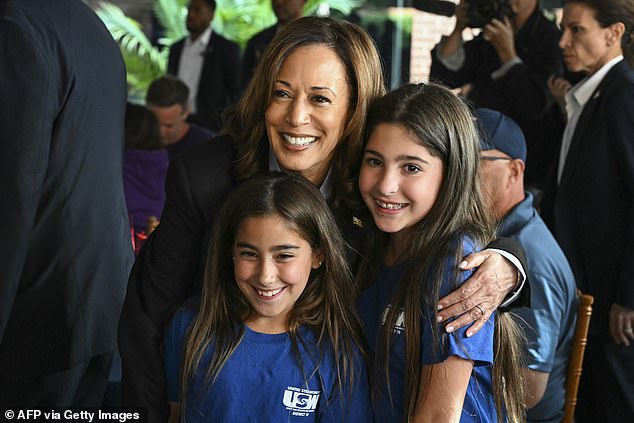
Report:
567,55,623,109
268,147,333,199
187,26,212,48
498,192,535,237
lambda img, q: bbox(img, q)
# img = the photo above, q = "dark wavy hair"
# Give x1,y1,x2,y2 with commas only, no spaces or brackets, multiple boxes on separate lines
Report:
181,172,366,414
355,83,525,423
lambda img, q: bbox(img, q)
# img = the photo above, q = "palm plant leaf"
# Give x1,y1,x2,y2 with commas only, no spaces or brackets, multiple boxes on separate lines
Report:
154,0,188,46
96,2,167,100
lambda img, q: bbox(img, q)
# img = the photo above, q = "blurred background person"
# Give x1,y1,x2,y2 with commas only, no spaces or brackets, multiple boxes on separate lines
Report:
0,0,132,406
546,0,634,421
146,75,213,160
123,103,168,255
430,0,564,202
167,0,241,131
242,0,307,89
477,108,577,423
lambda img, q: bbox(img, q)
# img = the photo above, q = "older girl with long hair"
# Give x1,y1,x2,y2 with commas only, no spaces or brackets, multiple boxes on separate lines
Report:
356,83,525,422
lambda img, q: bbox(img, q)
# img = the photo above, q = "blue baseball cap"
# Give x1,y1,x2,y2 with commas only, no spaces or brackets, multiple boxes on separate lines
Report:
475,108,527,162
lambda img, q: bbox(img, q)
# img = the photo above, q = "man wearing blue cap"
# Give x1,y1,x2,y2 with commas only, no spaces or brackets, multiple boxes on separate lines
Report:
476,108,577,423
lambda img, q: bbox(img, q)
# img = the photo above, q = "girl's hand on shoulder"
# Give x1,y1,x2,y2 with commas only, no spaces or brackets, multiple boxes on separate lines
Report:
436,251,515,337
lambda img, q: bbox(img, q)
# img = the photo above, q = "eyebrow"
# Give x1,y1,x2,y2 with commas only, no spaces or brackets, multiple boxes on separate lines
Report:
365,149,431,165
235,242,301,251
275,79,337,96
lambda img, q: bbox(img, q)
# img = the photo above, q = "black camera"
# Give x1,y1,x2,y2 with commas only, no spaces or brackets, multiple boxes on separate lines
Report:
412,0,514,29
467,0,513,28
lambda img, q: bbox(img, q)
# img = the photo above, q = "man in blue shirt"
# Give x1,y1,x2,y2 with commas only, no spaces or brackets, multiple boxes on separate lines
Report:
476,108,577,423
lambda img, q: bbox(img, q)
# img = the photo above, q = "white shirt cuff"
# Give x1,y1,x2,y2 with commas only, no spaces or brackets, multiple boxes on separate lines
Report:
436,36,466,71
485,248,527,308
491,56,522,80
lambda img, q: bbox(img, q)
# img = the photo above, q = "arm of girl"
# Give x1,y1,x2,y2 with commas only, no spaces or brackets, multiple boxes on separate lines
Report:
413,356,474,423
168,403,181,423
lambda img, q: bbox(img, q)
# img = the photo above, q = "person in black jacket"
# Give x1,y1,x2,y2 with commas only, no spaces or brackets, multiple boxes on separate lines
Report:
0,0,133,406
548,1,634,420
167,0,241,132
120,17,529,421
241,0,306,90
430,0,564,195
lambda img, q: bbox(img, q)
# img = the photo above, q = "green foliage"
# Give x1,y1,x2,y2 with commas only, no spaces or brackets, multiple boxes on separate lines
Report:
96,2,168,101
97,0,361,99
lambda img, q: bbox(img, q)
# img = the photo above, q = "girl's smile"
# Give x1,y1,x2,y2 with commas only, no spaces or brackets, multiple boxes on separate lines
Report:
359,123,444,248
233,215,322,334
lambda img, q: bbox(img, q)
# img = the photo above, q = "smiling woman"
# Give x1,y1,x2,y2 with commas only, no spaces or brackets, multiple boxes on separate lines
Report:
264,44,351,186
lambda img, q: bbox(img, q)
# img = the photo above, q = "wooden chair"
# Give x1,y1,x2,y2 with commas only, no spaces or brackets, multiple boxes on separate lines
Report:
562,290,594,423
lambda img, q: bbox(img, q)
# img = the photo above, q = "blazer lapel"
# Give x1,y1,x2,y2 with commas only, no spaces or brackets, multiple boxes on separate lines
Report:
559,63,623,190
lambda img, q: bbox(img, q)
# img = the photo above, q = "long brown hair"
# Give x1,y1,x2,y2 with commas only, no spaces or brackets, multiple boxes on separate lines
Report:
181,172,366,414
355,83,525,423
223,16,386,207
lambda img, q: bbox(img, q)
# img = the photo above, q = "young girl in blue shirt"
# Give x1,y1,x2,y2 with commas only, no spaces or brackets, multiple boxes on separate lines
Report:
164,173,371,422
355,83,525,423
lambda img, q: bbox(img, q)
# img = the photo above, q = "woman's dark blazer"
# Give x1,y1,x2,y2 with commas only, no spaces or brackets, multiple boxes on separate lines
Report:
553,59,634,331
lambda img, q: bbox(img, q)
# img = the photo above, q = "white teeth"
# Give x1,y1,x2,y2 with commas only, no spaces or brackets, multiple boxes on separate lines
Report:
256,288,282,297
376,200,407,210
283,134,316,146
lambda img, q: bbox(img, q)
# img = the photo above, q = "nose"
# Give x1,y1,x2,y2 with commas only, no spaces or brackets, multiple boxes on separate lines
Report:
559,30,569,49
258,258,276,286
376,168,399,197
285,97,310,127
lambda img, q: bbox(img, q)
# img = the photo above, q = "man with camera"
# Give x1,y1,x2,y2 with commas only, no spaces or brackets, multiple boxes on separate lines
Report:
430,0,563,198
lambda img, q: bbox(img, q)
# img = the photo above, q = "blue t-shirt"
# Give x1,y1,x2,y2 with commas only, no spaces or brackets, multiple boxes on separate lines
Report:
357,238,497,423
164,308,371,422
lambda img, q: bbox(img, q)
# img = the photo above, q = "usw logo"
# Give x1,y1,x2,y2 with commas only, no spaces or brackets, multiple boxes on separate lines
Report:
283,386,320,413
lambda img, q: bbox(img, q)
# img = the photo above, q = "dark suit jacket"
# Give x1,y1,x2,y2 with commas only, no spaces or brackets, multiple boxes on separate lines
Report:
168,32,241,132
241,24,278,90
430,7,565,188
553,59,634,332
0,0,133,405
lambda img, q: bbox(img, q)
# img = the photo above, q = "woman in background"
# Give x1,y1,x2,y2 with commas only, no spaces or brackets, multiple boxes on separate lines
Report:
548,0,634,421
123,103,168,254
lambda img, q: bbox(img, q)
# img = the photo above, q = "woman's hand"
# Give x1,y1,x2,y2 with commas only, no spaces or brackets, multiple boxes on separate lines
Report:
548,74,572,113
437,251,518,337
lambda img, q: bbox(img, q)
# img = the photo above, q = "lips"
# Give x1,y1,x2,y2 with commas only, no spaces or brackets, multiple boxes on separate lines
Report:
282,133,317,147
255,287,285,299
376,199,408,210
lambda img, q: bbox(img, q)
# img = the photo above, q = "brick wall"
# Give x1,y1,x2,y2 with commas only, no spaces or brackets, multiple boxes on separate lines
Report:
409,3,478,83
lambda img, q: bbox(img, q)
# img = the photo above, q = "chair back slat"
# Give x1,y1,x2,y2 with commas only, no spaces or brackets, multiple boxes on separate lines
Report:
562,290,594,423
